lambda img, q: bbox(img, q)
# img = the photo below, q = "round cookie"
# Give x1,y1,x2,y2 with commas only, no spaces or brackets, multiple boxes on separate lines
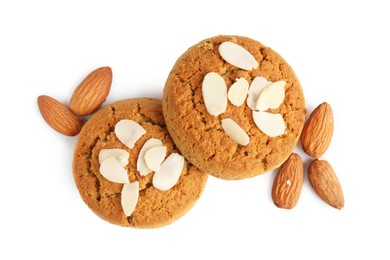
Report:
73,98,208,228
163,35,306,180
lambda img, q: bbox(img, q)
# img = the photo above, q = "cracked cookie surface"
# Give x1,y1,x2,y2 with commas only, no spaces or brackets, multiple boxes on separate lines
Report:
163,35,306,180
73,98,208,228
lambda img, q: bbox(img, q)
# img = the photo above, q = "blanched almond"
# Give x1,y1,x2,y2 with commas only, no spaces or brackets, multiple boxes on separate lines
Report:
253,111,286,137
137,138,163,176
256,80,286,111
98,148,129,167
114,119,146,149
202,72,227,116
246,77,269,110
152,153,184,191
121,181,139,217
99,157,129,183
228,78,249,106
221,118,250,146
219,41,258,70
144,146,167,172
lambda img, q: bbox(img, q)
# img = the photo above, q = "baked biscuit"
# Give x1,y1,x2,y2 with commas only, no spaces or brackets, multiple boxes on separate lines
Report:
73,98,208,228
163,35,306,180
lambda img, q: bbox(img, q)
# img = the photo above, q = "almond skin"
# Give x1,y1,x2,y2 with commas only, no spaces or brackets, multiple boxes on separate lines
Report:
69,66,112,116
300,102,334,158
308,159,344,209
272,153,304,209
38,95,83,136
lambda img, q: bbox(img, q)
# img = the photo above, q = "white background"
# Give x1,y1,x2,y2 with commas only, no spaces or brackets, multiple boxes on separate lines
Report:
1,0,389,259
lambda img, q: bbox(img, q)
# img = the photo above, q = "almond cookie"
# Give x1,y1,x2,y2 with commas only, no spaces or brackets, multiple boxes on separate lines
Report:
73,98,208,228
163,35,306,180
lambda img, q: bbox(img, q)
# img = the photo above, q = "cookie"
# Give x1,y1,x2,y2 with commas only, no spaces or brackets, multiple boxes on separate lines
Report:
163,35,306,180
73,98,208,228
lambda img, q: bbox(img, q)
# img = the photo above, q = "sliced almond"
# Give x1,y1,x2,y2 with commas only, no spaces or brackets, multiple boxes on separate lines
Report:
202,72,227,116
228,78,249,106
121,181,139,217
221,118,250,146
144,145,167,172
114,119,146,149
246,77,269,110
219,41,258,70
98,148,129,167
152,153,184,191
137,138,163,176
256,80,286,112
99,157,129,183
253,111,286,137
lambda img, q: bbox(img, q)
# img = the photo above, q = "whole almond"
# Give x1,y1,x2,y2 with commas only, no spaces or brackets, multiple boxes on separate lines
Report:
70,66,112,116
272,153,304,209
300,102,334,158
308,159,344,209
38,95,83,136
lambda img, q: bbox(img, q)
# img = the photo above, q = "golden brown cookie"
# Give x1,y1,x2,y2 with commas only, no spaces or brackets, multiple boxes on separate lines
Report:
73,98,208,228
163,35,306,180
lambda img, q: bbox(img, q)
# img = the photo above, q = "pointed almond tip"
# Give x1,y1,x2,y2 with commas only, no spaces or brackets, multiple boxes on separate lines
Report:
336,201,345,210
37,95,45,107
332,204,344,210
101,66,112,75
96,65,111,71
37,94,50,104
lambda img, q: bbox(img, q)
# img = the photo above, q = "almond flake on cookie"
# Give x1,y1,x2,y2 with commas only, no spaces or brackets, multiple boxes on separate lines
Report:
137,138,163,176
221,118,250,146
247,76,269,110
202,72,228,116
219,41,258,70
99,148,129,167
228,78,249,106
121,181,139,217
114,119,146,149
144,145,167,172
99,157,130,183
153,153,184,191
252,111,286,137
256,80,286,112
